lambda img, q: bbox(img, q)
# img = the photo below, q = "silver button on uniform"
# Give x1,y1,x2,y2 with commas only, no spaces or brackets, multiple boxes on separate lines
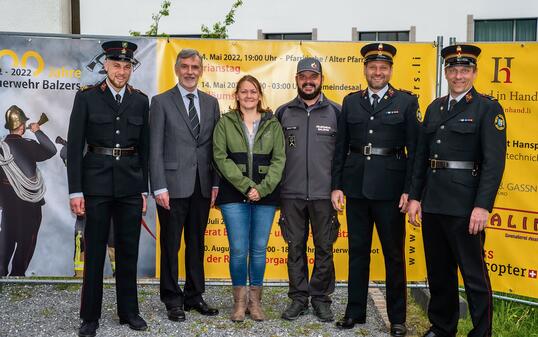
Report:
436,139,441,144
116,130,120,135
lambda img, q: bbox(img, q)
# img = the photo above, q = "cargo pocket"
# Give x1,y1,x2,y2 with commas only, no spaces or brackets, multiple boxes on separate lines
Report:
329,213,341,243
278,213,290,243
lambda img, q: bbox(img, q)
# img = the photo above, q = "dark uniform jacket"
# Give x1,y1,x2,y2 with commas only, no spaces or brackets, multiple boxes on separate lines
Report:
67,80,150,197
0,132,57,206
276,95,341,200
332,84,420,200
409,87,506,217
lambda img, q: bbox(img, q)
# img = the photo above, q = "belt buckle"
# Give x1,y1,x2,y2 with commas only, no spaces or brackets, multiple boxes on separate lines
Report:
363,144,372,156
430,159,437,169
112,148,121,157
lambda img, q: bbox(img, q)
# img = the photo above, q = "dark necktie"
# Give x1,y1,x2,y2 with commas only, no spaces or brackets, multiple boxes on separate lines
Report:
115,94,121,105
449,98,457,111
371,93,379,110
186,93,200,139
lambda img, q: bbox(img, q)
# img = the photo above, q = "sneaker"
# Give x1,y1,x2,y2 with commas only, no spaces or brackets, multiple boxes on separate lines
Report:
281,300,308,321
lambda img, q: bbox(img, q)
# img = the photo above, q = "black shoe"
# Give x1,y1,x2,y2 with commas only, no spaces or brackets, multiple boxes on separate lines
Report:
391,323,407,336
167,306,186,322
422,329,439,337
119,314,148,331
281,301,309,321
312,302,334,322
184,300,219,316
335,316,366,329
78,320,98,337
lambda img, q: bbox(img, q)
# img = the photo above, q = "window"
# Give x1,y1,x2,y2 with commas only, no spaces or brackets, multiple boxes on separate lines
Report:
358,31,410,41
169,34,203,38
264,33,312,40
474,19,537,41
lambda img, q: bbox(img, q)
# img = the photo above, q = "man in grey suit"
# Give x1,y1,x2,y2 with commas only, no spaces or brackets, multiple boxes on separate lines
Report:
150,49,220,322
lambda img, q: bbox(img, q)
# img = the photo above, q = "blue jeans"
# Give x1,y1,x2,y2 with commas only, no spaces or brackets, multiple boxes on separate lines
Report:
220,203,276,286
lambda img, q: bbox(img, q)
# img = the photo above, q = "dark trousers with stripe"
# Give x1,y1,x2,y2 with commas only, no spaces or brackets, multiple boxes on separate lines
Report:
422,212,492,337
80,195,142,321
345,197,407,324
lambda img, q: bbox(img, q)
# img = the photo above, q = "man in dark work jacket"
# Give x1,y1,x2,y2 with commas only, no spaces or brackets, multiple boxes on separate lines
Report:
67,40,149,337
332,43,420,337
408,44,506,337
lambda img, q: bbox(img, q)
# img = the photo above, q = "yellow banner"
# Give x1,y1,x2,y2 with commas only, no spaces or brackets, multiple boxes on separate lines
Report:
473,43,538,298
154,39,438,282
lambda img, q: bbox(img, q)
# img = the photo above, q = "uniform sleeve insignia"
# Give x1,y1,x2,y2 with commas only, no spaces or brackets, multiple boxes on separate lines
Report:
416,110,423,122
465,92,473,103
494,114,506,130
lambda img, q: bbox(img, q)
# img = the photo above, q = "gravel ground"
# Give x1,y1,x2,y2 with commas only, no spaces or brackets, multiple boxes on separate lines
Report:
0,283,390,337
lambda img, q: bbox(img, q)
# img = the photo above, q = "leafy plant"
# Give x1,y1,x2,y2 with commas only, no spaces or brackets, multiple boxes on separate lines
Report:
200,0,243,39
130,0,171,37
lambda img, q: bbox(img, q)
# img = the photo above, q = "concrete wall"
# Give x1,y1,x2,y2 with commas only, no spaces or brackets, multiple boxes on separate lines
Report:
0,0,71,34
75,0,538,42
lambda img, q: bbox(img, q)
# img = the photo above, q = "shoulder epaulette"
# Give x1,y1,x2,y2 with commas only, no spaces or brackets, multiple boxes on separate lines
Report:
479,93,497,101
79,84,98,92
127,84,147,97
399,88,416,96
346,89,362,97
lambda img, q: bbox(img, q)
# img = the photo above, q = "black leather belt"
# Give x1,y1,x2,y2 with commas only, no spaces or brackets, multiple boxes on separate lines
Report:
350,144,403,156
429,159,478,170
88,145,137,157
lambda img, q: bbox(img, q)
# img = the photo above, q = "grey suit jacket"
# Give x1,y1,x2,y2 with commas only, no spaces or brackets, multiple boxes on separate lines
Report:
149,85,220,198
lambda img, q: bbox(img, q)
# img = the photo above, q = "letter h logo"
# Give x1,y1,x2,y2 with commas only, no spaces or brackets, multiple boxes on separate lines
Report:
492,57,514,83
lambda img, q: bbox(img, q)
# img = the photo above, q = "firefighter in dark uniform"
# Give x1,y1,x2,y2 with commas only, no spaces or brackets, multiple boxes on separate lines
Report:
332,43,420,336
67,40,150,337
0,105,57,276
407,45,506,337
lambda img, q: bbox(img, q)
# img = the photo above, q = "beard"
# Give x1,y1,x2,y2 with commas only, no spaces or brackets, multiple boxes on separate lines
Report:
297,83,322,101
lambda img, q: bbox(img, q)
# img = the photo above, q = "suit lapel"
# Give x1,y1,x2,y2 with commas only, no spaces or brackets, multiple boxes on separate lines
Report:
440,87,476,123
171,86,196,139
373,85,395,115
98,80,120,112
359,90,374,114
117,86,133,116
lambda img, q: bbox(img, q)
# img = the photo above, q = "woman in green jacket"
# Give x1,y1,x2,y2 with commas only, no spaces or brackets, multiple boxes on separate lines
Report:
213,75,285,322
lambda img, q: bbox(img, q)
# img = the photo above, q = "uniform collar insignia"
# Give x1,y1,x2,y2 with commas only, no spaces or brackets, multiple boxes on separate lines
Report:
127,84,132,94
387,88,395,97
465,92,473,103
362,89,368,98
100,81,107,92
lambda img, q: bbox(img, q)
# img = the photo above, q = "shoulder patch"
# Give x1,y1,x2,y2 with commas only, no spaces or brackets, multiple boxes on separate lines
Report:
399,88,416,96
480,93,498,101
494,114,506,131
416,109,423,122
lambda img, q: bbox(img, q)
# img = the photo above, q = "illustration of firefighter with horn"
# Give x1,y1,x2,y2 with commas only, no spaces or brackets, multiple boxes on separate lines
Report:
0,105,56,276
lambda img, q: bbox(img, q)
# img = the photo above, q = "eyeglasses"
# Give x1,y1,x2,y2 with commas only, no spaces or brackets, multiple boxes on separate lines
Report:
445,67,474,76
